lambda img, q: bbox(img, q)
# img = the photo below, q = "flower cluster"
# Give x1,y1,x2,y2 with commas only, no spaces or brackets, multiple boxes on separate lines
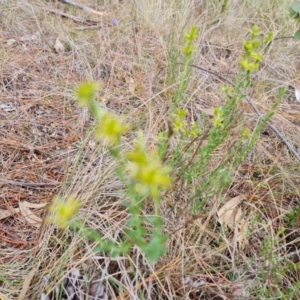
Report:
240,26,273,72
240,26,263,71
183,25,198,56
126,135,171,200
49,196,81,229
94,112,128,145
172,109,187,134
77,82,128,146
212,107,224,128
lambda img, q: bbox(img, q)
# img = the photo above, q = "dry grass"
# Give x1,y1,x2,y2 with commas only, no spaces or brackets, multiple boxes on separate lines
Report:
1,0,300,299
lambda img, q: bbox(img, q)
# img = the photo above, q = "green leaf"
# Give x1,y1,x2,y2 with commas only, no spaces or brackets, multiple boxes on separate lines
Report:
294,29,300,40
292,1,300,13
143,234,168,261
289,7,299,19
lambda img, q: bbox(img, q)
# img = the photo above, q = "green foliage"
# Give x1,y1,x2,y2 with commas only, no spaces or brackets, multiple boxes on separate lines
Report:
285,206,300,227
165,26,283,213
221,0,229,13
240,26,264,71
175,26,198,106
294,28,300,40
291,1,300,14
289,1,300,40
49,25,284,265
49,83,171,262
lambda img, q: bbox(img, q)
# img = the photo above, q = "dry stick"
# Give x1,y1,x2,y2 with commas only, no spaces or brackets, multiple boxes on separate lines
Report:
0,227,28,245
33,203,52,256
58,0,106,16
0,178,60,188
188,64,300,162
42,6,99,25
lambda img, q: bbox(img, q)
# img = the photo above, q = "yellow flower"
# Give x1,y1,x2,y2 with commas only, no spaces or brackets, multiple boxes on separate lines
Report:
126,142,148,166
264,32,273,44
190,122,200,137
240,58,259,71
172,109,187,133
251,25,261,38
243,41,253,53
251,52,263,62
185,26,198,43
136,162,170,187
127,156,171,199
49,196,81,228
94,112,129,145
125,137,171,199
76,82,100,107
241,128,250,138
212,107,224,128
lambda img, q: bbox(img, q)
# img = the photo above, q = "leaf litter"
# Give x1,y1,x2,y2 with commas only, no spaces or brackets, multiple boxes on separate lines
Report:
217,194,254,248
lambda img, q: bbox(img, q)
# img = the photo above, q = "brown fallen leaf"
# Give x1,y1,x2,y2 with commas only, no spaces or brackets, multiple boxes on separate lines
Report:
234,211,254,249
217,195,246,227
125,75,136,94
54,38,64,53
6,38,16,46
217,195,252,248
22,201,47,209
0,208,20,220
295,84,300,102
19,202,43,228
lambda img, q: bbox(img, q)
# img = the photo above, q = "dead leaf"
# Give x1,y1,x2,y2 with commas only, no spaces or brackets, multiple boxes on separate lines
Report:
54,38,64,53
217,195,252,248
18,266,39,300
0,208,20,220
295,87,300,102
125,75,136,94
217,195,246,227
28,173,36,181
22,201,47,209
235,211,254,249
19,202,43,228
6,39,16,46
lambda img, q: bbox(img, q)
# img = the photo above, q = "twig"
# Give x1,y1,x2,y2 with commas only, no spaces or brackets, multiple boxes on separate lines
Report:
58,0,106,16
42,6,99,25
33,202,51,256
188,64,300,162
0,178,60,188
0,227,28,246
273,35,295,41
